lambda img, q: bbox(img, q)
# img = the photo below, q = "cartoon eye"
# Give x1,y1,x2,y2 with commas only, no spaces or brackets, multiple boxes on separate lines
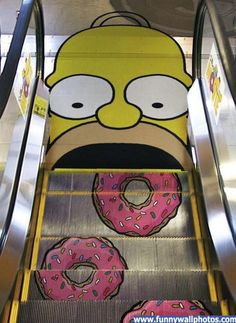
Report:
126,75,188,120
72,102,84,109
50,75,113,119
152,102,164,109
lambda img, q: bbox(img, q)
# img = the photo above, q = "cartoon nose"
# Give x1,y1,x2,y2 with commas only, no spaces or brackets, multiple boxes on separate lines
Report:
97,97,142,129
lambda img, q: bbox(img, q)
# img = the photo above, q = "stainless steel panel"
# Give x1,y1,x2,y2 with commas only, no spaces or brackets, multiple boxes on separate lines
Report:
201,13,236,237
28,270,210,301
41,194,195,238
187,79,236,300
37,237,201,270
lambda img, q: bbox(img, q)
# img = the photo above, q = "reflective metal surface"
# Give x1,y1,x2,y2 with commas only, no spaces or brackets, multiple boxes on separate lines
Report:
187,79,236,300
201,9,236,239
0,0,198,36
109,0,198,36
214,0,236,62
0,5,37,243
0,80,49,313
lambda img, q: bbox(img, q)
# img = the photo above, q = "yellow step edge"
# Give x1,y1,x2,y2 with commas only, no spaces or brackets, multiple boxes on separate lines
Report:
30,171,49,271
188,173,207,270
45,190,191,196
52,168,185,173
20,172,49,303
220,300,230,316
20,270,31,302
8,271,24,323
207,271,218,303
188,173,219,303
8,301,19,323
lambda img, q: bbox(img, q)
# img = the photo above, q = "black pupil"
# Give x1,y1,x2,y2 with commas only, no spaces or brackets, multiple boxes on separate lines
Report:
72,102,83,108
152,102,163,109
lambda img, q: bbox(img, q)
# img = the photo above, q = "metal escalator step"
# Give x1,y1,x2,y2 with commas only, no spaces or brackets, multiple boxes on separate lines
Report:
41,194,195,237
17,300,222,323
28,270,210,301
37,237,201,271
47,171,190,193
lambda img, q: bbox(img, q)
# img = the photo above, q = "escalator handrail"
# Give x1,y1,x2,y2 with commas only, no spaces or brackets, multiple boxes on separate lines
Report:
0,0,44,248
193,0,236,104
0,0,44,119
0,0,46,314
0,0,44,247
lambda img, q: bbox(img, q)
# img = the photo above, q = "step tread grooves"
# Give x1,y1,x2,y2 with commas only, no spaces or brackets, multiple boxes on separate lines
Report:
17,300,222,323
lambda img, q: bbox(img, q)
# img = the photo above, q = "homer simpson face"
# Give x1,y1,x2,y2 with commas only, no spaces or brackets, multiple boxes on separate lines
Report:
45,23,192,170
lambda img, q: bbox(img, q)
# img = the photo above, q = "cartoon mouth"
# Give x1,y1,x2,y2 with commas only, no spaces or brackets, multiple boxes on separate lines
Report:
46,122,192,170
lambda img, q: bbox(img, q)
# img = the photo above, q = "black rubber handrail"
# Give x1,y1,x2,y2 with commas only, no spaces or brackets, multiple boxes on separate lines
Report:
193,0,236,104
0,0,44,119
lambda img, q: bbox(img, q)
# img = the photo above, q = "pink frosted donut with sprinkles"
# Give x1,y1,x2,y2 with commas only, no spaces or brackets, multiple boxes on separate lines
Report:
93,172,182,236
36,237,127,300
122,300,210,322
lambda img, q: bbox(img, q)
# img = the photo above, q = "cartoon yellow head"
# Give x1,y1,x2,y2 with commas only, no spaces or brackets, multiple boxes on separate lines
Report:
45,14,192,170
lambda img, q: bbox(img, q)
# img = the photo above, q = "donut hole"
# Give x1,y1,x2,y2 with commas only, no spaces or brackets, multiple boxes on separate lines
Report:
122,178,152,208
65,263,96,286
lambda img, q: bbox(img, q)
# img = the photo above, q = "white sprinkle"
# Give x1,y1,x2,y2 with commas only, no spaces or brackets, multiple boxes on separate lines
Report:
109,173,113,178
56,258,61,264
119,221,124,227
151,311,155,316
42,278,47,284
94,254,100,260
180,302,184,309
82,289,88,293
134,224,140,229
67,295,74,299
92,242,96,248
140,211,146,215
153,201,158,206
125,216,132,221
95,279,100,285
100,199,105,206
68,249,72,256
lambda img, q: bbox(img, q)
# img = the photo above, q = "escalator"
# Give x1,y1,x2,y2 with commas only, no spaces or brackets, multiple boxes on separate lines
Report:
1,0,236,322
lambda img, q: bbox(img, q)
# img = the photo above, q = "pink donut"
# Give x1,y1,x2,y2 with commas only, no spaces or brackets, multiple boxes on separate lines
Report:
122,300,210,322
93,172,181,236
36,237,127,300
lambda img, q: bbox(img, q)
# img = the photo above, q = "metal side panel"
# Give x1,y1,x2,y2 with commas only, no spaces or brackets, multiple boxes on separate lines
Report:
187,79,236,300
0,80,49,313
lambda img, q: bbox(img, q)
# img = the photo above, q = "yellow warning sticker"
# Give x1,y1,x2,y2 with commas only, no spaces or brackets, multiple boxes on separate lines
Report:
33,95,48,118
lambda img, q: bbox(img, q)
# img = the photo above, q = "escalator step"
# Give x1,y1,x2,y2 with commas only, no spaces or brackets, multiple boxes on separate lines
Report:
27,270,210,301
37,237,202,271
41,194,195,238
47,171,190,193
17,300,222,323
